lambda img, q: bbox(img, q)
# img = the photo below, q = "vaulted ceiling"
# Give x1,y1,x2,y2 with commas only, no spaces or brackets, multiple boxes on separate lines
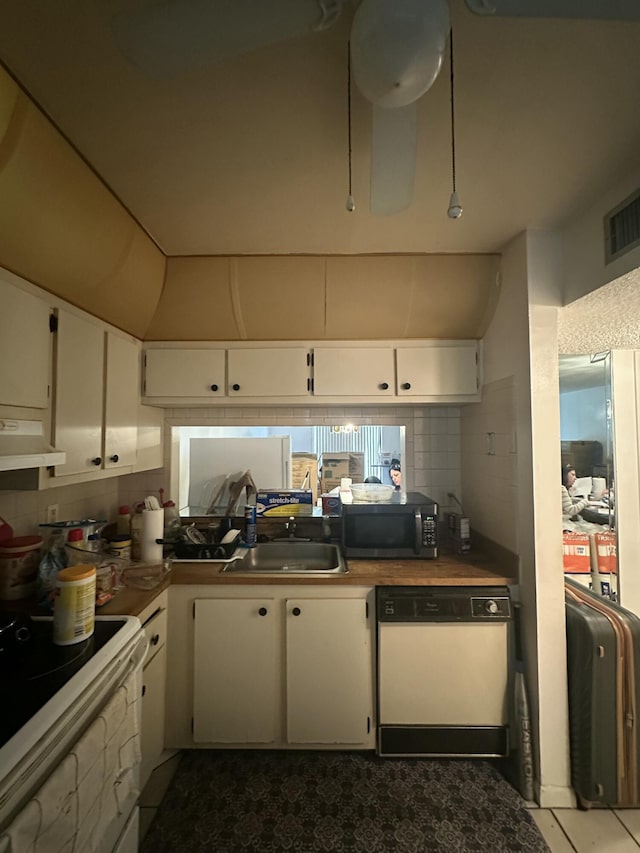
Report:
1,0,639,257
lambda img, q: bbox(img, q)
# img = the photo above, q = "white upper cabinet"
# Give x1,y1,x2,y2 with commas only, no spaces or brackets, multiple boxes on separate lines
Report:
0,274,50,409
104,333,139,469
396,344,479,398
53,310,141,479
53,310,104,475
144,349,225,398
227,348,309,397
313,347,395,397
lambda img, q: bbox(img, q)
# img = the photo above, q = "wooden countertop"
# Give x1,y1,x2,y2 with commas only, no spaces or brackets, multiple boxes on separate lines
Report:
169,551,514,588
95,545,516,616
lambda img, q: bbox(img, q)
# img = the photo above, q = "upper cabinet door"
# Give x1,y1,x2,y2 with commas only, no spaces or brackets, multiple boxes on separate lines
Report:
313,347,395,397
53,310,104,475
396,345,479,397
144,349,226,397
104,333,139,469
0,277,50,408
227,348,309,397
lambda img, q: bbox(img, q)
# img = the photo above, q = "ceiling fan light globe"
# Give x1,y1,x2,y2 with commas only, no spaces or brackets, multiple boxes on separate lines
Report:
350,0,450,108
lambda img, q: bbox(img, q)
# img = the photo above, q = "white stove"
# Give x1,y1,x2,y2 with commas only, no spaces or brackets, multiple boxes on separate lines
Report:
0,614,147,852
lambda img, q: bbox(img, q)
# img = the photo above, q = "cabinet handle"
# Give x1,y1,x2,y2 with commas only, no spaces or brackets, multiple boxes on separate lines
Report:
292,607,301,616
109,454,119,463
258,607,268,616
210,384,219,392
142,684,146,697
151,633,160,645
232,383,240,391
401,382,411,390
379,382,389,390
91,457,102,466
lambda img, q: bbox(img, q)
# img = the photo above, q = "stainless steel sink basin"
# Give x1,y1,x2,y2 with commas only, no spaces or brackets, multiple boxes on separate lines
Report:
221,542,347,574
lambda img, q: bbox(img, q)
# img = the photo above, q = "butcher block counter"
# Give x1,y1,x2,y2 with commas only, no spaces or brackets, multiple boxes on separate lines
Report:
98,541,516,616
169,550,514,587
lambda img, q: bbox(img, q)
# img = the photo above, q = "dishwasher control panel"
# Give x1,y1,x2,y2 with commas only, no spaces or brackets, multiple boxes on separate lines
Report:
377,586,511,622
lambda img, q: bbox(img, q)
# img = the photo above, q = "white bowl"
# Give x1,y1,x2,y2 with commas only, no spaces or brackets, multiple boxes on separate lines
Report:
350,483,395,503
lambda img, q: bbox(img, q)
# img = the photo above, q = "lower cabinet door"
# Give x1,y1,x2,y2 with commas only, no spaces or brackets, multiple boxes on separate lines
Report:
285,598,370,744
193,598,278,743
140,644,167,789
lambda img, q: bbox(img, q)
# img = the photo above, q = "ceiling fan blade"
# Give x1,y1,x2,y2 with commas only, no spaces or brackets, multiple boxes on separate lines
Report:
112,0,346,77
369,103,417,216
465,0,640,20
350,0,450,108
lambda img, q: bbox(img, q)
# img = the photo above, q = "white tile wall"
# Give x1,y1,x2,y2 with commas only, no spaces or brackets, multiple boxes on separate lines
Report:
0,405,466,537
119,405,464,515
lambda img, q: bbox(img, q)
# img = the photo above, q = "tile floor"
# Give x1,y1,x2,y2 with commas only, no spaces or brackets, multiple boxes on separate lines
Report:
139,754,640,851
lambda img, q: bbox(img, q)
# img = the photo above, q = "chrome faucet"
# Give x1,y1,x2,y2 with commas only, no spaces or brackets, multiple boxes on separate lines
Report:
285,516,297,538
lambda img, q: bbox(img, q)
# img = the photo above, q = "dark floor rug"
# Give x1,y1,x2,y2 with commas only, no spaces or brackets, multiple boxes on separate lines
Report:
141,750,549,852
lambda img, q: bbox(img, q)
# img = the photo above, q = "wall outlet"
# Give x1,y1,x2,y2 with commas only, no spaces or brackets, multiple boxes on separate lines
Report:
45,504,59,523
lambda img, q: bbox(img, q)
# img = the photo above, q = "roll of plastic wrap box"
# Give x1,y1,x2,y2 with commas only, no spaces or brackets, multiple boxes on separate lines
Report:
141,508,164,563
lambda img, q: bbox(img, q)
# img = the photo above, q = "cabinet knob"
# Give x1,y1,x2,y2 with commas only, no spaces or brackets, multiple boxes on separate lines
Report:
91,457,102,466
292,607,301,616
210,384,219,392
232,383,240,391
258,607,268,616
151,633,160,645
109,454,119,463
401,382,411,390
379,382,389,390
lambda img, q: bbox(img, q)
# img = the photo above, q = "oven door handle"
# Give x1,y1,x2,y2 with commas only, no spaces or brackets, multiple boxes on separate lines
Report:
121,633,149,683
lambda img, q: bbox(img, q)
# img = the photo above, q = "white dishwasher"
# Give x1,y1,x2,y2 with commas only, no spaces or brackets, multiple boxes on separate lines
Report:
376,586,512,758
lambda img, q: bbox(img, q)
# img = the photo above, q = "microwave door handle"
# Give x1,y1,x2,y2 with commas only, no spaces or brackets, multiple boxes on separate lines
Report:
414,508,422,554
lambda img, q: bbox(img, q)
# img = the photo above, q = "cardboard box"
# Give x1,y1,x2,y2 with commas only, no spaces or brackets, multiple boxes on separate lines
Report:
562,532,591,573
320,453,365,492
590,531,617,575
291,453,319,504
255,490,313,516
321,494,342,516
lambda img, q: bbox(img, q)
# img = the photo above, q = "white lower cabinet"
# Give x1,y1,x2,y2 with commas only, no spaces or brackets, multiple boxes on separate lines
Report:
139,593,168,789
167,585,375,750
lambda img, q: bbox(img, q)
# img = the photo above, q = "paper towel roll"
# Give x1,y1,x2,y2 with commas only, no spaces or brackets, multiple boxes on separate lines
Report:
141,508,164,563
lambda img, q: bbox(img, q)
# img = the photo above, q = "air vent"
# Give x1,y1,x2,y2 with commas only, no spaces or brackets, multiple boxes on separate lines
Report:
604,188,640,264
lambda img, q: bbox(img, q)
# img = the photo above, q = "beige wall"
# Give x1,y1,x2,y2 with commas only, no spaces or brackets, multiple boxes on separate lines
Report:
0,67,165,339
145,254,501,342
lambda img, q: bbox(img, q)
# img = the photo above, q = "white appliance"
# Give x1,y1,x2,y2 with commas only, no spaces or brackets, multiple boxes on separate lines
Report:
376,586,511,758
0,615,147,852
187,435,291,511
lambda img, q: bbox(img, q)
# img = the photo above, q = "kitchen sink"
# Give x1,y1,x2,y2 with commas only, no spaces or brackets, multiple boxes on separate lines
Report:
221,542,347,574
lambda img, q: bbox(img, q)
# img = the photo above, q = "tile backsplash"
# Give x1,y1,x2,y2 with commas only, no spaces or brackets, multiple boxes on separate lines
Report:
0,405,463,536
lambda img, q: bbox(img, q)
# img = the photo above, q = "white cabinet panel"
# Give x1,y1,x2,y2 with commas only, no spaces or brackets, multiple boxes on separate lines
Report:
53,310,103,475
396,345,478,397
104,333,138,469
286,598,370,744
227,348,309,397
313,347,395,397
144,349,225,397
193,598,278,744
0,276,50,409
140,644,167,790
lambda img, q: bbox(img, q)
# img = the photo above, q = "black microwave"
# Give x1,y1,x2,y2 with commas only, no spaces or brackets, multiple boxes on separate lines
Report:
341,493,438,559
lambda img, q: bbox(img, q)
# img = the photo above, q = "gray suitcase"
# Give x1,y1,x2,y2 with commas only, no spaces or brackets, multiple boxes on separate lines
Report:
565,578,640,807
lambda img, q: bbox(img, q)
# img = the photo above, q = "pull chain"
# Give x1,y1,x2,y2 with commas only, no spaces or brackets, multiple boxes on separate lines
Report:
447,28,462,219
346,41,355,212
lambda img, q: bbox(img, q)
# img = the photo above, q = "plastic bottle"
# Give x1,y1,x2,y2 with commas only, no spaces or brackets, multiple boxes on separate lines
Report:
117,505,131,537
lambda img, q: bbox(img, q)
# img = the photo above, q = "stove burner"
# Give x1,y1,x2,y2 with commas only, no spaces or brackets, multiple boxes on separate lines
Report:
0,618,125,748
